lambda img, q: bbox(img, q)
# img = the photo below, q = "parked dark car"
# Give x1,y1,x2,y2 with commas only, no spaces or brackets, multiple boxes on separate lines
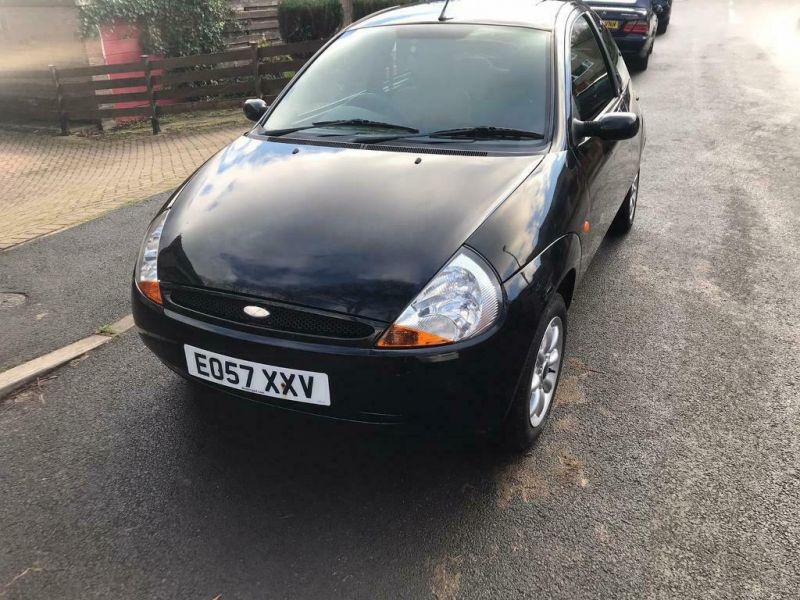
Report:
653,0,673,33
132,0,645,450
584,0,658,70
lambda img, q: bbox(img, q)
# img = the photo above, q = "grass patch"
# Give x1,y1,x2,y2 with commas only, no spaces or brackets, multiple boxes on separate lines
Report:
96,324,117,336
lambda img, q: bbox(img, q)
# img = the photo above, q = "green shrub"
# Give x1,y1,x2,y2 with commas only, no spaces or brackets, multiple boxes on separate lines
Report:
278,0,343,43
353,0,415,21
79,0,236,57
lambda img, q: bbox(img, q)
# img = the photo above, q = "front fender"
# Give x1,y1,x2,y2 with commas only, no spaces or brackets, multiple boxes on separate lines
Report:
466,152,584,282
502,233,582,333
490,233,581,423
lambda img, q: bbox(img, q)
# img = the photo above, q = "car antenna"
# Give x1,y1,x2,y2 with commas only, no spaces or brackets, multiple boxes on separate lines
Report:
438,0,453,22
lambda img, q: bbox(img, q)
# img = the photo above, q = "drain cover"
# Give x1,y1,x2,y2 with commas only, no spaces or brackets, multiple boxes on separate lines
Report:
0,292,26,310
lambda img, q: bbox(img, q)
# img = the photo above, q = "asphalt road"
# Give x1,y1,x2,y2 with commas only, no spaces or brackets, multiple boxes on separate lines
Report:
1,1,799,598
0,194,167,371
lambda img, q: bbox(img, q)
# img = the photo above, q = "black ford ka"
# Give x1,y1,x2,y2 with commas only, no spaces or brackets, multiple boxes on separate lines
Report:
133,0,645,449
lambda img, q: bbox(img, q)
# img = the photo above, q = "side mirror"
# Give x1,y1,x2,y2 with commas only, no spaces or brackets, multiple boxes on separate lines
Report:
243,98,268,122
573,112,640,141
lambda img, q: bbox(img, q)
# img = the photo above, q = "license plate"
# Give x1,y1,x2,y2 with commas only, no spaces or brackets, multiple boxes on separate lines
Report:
603,19,620,30
184,344,331,406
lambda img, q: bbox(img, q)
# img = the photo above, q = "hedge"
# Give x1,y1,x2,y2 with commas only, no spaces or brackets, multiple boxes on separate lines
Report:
278,0,343,43
79,0,236,57
353,0,416,21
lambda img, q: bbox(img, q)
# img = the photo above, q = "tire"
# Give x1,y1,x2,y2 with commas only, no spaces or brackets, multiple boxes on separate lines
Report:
610,171,639,235
498,294,568,452
633,52,650,71
657,16,670,34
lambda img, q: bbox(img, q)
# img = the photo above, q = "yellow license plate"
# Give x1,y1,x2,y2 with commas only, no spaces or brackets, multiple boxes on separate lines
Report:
603,20,620,30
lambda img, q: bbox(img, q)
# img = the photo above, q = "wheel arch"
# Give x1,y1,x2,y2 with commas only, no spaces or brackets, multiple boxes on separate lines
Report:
496,234,580,440
557,266,577,309
503,232,582,319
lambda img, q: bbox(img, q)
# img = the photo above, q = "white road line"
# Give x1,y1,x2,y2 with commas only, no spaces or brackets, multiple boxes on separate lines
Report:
0,314,135,399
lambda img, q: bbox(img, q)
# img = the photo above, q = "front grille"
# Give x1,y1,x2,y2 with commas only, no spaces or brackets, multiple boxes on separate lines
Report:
168,288,376,340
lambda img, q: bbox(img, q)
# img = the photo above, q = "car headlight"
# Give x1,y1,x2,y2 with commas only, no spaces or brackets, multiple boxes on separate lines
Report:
377,247,503,348
135,210,169,305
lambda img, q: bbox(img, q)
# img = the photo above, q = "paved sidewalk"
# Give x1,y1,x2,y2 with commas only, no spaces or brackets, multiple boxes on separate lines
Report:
0,122,247,249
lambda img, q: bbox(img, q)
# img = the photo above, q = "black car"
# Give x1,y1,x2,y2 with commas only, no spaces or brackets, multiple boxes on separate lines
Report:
584,0,658,70
653,0,672,34
133,0,645,450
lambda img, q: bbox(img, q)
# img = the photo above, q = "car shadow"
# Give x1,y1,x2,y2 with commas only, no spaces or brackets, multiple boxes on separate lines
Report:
182,378,506,478
147,377,537,592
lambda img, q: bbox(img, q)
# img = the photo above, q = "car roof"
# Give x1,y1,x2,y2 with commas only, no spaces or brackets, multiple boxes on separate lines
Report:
352,0,576,32
584,0,650,7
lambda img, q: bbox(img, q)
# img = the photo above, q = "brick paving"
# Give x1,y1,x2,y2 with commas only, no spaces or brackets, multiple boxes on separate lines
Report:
0,123,248,249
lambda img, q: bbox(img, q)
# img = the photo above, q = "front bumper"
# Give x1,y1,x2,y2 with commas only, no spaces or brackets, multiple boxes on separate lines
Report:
132,284,533,433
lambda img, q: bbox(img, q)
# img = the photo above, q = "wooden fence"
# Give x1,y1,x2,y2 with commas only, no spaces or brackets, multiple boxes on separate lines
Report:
0,39,324,135
0,68,61,125
227,0,281,48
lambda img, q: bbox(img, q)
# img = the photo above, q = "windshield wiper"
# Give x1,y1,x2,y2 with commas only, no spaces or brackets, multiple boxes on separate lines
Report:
261,125,316,136
429,126,544,140
262,119,419,138
353,126,544,144
312,119,419,133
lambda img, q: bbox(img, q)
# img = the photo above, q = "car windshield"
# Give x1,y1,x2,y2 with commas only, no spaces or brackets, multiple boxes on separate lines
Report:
263,24,551,143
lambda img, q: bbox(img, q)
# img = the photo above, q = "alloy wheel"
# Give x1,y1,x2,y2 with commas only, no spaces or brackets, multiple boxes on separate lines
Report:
529,316,564,427
629,173,639,223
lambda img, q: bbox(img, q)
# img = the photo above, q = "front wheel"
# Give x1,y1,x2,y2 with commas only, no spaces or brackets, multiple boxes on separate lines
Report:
498,294,567,451
610,171,639,235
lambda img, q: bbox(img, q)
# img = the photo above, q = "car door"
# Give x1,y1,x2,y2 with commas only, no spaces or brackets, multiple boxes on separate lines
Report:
592,12,641,207
568,13,633,262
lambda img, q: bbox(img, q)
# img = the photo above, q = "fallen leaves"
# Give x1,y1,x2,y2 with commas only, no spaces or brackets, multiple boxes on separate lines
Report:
431,555,464,600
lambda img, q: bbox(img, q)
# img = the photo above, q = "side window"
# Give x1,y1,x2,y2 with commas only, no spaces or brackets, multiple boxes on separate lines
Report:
569,16,615,120
596,17,630,89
